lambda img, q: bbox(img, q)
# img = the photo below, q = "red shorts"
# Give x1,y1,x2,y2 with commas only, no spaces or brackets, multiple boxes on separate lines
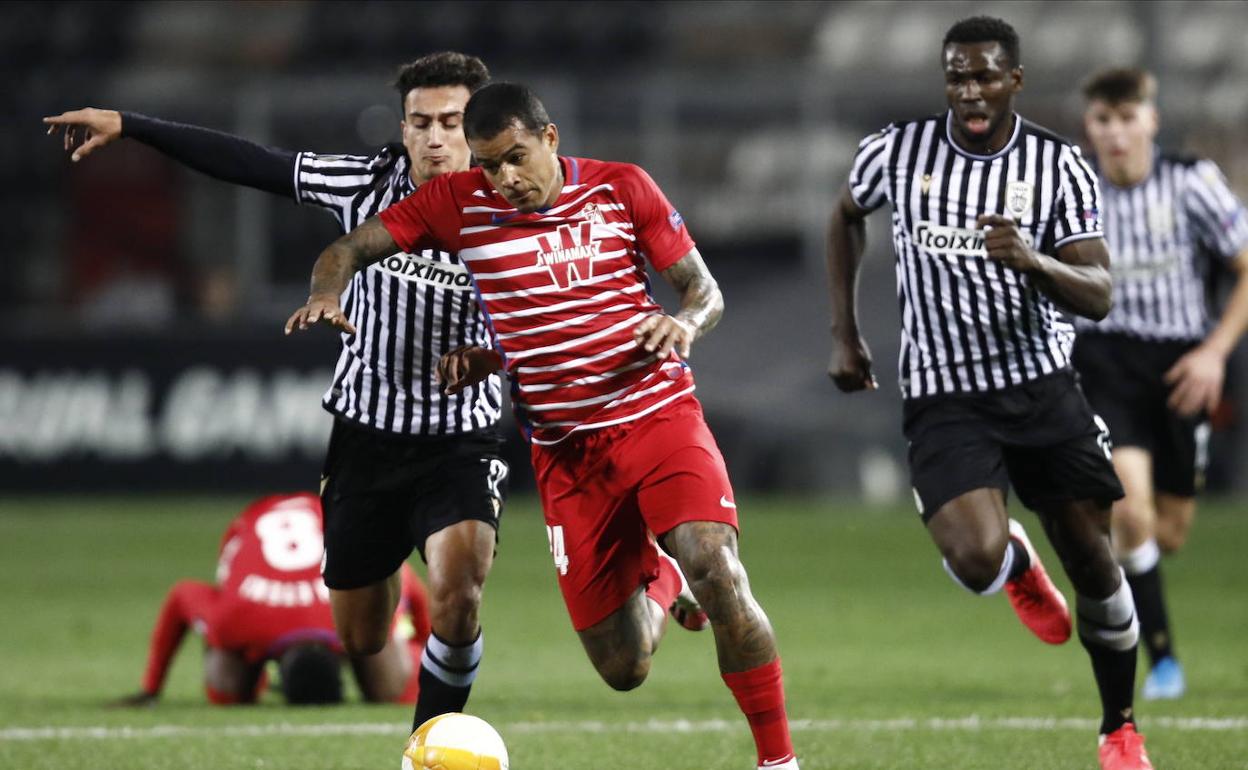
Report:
530,395,738,631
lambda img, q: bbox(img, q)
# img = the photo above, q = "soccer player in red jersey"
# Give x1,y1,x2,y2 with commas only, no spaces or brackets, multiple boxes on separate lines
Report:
117,493,430,706
286,83,799,770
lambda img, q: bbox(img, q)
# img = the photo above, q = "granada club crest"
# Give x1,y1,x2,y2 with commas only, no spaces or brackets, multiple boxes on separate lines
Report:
577,202,606,225
535,221,602,290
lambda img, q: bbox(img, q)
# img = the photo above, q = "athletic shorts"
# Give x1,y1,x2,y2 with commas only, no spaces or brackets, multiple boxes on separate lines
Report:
530,396,738,631
903,368,1124,522
1072,332,1210,496
320,418,508,590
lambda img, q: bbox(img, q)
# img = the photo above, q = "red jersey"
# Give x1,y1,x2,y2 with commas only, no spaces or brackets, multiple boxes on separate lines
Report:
379,157,697,445
141,494,430,697
210,493,339,659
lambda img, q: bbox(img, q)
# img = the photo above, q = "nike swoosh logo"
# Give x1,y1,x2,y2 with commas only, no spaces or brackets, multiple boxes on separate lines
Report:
760,757,794,767
719,496,736,509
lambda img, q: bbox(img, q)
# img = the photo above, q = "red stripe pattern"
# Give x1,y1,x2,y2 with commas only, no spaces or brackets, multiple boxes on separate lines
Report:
380,157,696,444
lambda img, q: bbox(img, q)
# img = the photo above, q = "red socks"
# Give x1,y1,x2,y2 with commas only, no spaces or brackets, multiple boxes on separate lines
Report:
644,552,682,611
722,658,795,765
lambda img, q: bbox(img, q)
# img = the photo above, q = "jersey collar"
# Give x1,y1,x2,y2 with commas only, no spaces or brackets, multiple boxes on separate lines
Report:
945,110,1022,162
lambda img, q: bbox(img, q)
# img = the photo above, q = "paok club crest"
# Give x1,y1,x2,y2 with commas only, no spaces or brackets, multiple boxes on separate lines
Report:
1006,181,1034,218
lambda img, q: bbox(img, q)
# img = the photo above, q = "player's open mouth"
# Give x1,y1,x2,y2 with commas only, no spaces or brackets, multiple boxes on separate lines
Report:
963,115,990,134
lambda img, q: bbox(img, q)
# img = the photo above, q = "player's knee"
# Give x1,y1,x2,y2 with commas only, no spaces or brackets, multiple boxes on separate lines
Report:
595,655,651,691
430,581,484,639
435,579,484,618
943,541,1006,593
205,685,248,705
338,624,389,657
684,549,748,620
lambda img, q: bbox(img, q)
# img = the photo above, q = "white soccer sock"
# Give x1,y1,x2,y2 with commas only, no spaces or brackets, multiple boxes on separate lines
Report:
421,631,484,688
942,541,1015,596
1118,538,1160,577
1076,569,1140,651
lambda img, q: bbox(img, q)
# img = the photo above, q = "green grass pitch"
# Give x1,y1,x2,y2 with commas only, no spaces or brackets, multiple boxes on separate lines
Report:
0,496,1244,769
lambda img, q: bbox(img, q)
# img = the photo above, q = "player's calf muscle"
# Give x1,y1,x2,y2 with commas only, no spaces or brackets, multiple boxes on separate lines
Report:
667,522,777,671
330,578,401,655
1040,504,1119,597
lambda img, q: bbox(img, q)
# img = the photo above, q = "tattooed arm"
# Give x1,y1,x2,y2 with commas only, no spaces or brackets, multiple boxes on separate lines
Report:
632,247,723,358
284,216,398,335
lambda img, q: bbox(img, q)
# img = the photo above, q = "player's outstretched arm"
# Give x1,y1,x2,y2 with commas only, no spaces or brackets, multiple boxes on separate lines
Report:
1165,249,1248,416
43,108,296,197
633,247,722,359
285,217,398,335
979,213,1113,321
826,185,877,392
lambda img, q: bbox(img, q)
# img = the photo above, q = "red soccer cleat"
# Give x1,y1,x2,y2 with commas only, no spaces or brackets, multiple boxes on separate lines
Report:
1004,519,1072,645
1099,724,1154,770
659,551,709,632
671,593,709,632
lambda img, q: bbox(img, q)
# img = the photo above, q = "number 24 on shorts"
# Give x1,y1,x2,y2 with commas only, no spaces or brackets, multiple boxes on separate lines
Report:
546,525,570,575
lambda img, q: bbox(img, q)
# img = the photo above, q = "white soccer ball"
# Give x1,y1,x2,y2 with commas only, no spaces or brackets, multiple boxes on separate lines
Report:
401,713,509,770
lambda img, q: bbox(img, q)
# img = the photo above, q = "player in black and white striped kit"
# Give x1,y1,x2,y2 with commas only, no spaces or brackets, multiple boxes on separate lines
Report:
1072,68,1248,702
825,18,1152,770
46,52,509,728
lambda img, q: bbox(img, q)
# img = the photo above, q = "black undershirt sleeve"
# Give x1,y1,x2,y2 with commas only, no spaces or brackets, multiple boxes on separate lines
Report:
120,111,298,199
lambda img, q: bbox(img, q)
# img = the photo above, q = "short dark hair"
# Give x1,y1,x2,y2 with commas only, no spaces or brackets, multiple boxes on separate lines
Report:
1083,67,1157,105
278,643,343,706
464,82,551,142
943,16,1021,69
393,51,490,108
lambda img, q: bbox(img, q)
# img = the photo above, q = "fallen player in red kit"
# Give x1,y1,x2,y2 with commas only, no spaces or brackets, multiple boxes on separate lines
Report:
115,493,430,705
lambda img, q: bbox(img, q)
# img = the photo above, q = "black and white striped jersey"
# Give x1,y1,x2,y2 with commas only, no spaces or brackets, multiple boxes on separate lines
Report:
849,112,1103,399
1076,150,1248,342
295,145,502,434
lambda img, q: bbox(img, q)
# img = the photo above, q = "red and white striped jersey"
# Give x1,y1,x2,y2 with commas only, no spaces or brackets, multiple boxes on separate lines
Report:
379,157,696,444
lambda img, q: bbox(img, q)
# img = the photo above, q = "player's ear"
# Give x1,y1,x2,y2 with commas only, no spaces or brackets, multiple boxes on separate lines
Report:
1012,65,1024,93
1143,101,1159,137
544,123,560,154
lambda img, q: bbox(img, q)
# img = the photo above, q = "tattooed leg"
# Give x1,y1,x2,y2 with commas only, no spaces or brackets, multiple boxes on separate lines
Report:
576,585,667,691
662,521,778,672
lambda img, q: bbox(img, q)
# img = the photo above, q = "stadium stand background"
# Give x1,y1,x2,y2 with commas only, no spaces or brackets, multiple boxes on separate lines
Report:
4,0,1247,495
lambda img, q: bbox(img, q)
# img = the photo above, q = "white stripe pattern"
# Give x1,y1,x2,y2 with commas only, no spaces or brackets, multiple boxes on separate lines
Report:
1077,152,1248,341
851,112,1102,398
296,146,502,435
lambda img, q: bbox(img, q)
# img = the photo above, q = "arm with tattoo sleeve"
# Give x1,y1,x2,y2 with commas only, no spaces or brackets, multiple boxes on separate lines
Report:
633,248,723,358
284,217,398,335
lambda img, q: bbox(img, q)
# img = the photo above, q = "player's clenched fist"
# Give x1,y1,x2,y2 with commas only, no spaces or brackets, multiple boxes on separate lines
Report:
633,313,695,359
828,335,878,393
43,108,123,162
437,346,503,395
284,293,357,335
978,214,1042,273
1164,345,1225,418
